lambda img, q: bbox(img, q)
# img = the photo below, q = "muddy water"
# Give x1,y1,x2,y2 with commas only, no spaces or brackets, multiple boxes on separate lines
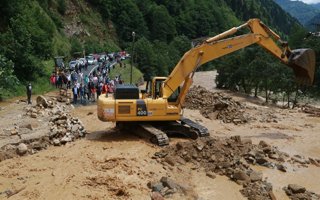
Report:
191,71,320,198
191,171,245,200
252,165,320,199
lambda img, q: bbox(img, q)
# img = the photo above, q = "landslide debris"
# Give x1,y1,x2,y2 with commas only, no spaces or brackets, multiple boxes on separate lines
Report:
284,184,320,200
301,104,320,117
0,96,86,162
185,86,249,124
153,136,320,200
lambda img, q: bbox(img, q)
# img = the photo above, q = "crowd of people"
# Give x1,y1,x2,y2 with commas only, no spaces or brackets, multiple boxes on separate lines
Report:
49,55,125,104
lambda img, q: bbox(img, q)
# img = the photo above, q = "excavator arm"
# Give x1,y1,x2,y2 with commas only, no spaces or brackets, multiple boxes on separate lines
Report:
162,19,316,104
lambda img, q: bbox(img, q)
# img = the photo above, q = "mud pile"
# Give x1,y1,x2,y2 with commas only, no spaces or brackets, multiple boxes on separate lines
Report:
0,95,86,162
185,86,248,124
153,136,320,200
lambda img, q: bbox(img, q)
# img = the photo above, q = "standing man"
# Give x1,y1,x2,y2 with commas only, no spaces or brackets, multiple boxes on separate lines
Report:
72,84,78,104
26,83,32,104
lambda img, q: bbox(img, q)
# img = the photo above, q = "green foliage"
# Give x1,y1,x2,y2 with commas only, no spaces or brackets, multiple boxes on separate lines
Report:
148,5,176,42
215,46,300,103
134,37,157,80
0,55,19,100
288,25,308,48
57,0,66,15
70,37,83,54
84,38,104,54
109,61,144,84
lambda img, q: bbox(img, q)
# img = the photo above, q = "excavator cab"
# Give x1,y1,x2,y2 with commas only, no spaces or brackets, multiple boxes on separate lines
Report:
148,77,180,102
288,49,316,85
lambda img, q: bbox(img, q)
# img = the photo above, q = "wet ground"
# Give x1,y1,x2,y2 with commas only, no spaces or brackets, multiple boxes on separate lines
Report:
0,71,319,199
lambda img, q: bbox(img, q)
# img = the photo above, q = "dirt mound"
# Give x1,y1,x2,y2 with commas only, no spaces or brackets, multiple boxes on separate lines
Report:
83,175,130,198
153,136,320,200
185,86,249,124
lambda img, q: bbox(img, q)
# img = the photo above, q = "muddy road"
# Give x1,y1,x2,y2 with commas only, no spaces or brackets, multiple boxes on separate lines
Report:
0,71,320,200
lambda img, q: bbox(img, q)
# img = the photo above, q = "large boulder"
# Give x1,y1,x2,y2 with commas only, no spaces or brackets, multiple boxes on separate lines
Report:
288,184,306,194
36,95,49,108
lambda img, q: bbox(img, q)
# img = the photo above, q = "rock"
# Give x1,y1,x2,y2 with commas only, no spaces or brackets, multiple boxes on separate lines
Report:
87,112,93,115
10,129,18,135
288,184,306,194
71,125,81,133
242,138,252,144
309,158,320,167
31,142,45,150
206,171,216,179
231,135,241,143
164,156,176,166
233,170,250,182
152,183,164,192
55,120,66,125
195,140,205,151
276,164,287,172
176,142,185,150
259,140,270,148
249,171,263,182
19,123,38,130
268,153,279,160
60,136,72,144
160,177,180,190
150,192,164,200
210,155,216,162
31,113,37,118
53,139,60,146
262,147,272,153
17,143,28,155
36,95,48,108
291,156,306,164
255,154,269,165
49,127,58,137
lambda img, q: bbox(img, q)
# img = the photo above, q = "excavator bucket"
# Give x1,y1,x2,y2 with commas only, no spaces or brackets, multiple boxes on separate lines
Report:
288,49,316,85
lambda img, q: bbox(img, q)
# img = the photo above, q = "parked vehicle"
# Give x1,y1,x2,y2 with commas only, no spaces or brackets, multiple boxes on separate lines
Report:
86,55,96,65
69,60,78,70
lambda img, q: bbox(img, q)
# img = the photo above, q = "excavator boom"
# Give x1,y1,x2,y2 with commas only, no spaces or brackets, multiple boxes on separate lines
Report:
162,19,316,100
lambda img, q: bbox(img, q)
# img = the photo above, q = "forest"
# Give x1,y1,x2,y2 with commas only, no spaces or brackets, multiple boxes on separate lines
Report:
0,0,319,104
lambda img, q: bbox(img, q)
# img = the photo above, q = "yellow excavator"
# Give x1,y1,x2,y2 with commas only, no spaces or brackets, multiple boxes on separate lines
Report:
97,19,316,145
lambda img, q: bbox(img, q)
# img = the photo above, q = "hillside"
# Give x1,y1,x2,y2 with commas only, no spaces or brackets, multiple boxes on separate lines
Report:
274,0,320,26
311,2,320,9
0,0,303,99
306,13,320,30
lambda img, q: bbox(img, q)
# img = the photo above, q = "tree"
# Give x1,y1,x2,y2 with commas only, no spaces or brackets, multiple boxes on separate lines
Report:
134,37,157,80
0,55,19,100
148,5,176,42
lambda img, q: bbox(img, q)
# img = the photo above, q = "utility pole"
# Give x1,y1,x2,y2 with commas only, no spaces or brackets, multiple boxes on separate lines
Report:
130,31,136,84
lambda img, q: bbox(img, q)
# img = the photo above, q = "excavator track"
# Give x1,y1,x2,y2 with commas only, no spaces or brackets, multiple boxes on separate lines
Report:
180,117,210,137
138,124,169,146
119,119,209,146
